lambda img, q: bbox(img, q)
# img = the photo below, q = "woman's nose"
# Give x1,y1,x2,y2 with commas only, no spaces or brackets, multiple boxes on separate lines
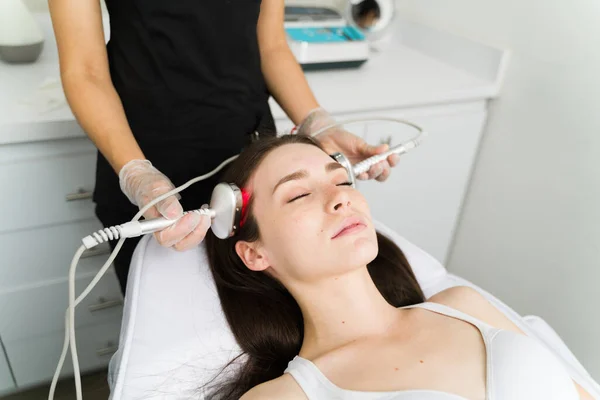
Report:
327,186,351,212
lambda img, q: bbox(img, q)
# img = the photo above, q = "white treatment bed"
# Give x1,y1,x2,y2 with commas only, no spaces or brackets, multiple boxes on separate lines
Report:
108,220,600,399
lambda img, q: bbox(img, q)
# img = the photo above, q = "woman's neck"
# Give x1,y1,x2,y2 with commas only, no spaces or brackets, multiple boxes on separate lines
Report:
293,266,402,360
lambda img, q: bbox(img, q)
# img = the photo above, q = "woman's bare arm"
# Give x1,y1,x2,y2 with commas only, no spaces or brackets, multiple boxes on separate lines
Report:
49,0,144,173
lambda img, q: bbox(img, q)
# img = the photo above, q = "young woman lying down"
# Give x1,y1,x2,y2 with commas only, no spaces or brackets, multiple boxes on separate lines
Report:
202,134,594,400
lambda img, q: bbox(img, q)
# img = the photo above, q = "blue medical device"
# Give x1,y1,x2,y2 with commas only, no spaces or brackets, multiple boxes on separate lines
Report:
284,6,370,70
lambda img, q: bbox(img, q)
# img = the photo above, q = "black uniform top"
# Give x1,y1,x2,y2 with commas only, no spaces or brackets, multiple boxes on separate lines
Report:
93,0,275,210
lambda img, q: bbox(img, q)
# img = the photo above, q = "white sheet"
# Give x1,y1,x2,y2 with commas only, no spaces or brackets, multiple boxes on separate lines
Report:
108,221,600,399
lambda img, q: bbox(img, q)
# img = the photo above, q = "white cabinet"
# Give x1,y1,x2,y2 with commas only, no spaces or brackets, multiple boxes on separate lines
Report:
0,345,14,394
359,104,487,263
6,321,122,388
0,270,123,342
0,136,123,392
0,139,98,234
0,220,113,289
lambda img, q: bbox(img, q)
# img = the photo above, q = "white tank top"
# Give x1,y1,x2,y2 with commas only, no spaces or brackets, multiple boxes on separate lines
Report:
284,302,579,400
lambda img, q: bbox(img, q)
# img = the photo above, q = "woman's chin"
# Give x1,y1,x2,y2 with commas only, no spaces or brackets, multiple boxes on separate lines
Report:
341,236,379,264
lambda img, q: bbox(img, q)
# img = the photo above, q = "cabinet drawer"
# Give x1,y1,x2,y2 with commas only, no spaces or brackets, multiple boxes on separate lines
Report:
0,219,113,289
0,150,97,233
0,344,14,394
0,270,123,342
5,319,121,389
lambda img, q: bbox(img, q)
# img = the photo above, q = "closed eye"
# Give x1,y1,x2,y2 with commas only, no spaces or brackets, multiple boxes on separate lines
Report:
288,193,310,203
287,182,352,203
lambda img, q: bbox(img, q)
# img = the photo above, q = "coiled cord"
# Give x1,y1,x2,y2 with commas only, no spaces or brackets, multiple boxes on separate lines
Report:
91,226,122,244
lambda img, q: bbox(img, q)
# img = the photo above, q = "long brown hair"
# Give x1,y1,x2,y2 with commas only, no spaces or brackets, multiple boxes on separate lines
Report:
204,134,424,398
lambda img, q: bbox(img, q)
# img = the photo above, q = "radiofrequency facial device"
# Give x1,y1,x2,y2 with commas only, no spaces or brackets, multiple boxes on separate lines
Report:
49,117,425,400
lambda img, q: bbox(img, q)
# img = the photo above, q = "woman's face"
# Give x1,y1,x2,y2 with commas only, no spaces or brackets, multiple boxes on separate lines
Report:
236,143,378,284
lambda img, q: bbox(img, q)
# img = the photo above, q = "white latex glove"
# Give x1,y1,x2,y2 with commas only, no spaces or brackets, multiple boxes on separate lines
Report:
118,160,211,251
296,107,400,182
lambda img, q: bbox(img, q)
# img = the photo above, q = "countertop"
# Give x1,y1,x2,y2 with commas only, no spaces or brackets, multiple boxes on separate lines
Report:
0,12,508,145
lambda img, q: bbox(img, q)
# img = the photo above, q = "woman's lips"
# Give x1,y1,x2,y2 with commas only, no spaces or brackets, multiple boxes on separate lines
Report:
332,222,366,239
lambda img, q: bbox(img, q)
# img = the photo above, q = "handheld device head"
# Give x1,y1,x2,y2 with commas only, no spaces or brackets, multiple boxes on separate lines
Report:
209,183,244,239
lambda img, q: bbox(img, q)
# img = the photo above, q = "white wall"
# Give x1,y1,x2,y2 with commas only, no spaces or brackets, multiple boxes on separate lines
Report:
22,0,107,12
23,0,51,12
398,0,600,379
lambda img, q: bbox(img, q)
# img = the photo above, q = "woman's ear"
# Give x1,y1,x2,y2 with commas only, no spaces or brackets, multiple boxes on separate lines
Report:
235,241,270,272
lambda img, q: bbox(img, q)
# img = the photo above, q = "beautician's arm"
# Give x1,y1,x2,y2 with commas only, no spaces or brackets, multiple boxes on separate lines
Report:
49,0,205,250
430,286,594,400
49,0,145,173
257,0,320,125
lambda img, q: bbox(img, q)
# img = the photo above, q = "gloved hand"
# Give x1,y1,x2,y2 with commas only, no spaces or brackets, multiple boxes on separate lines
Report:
295,107,400,182
118,159,211,251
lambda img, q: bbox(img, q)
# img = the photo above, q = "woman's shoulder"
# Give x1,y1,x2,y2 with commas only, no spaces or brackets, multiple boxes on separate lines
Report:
240,373,306,400
428,285,523,334
428,285,486,308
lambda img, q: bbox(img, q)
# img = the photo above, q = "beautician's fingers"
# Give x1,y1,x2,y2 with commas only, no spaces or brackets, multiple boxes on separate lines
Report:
376,163,392,182
173,214,211,252
365,160,390,181
373,154,398,182
142,192,181,221
388,153,401,167
154,212,201,247
356,160,391,181
119,159,182,219
356,161,384,180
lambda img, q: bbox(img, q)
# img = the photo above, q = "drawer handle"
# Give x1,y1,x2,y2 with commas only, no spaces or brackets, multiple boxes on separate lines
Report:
379,136,393,146
65,188,93,202
96,342,118,357
88,297,123,312
81,246,111,259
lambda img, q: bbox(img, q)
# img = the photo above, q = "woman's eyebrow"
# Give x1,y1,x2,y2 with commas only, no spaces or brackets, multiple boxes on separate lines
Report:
272,170,308,194
272,162,347,195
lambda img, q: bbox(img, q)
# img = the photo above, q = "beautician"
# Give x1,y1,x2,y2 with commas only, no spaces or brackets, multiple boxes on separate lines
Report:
49,0,399,294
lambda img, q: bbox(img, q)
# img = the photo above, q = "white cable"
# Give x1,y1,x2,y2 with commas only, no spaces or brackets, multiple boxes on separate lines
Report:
49,154,237,400
50,117,424,400
48,245,86,400
68,245,84,399
308,116,424,140
49,240,125,400
306,117,425,176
